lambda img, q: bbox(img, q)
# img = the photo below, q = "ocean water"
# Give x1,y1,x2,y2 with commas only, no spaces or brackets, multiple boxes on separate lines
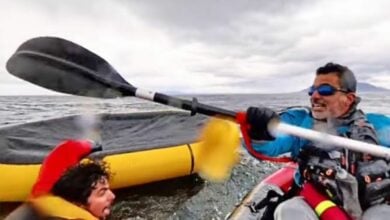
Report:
2,92,389,127
1,92,390,219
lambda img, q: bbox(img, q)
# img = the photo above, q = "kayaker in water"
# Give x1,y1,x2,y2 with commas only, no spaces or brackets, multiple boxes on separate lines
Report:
245,62,390,219
51,159,116,219
6,140,115,220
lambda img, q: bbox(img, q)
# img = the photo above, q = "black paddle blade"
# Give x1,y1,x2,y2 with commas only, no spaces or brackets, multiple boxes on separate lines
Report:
6,36,134,98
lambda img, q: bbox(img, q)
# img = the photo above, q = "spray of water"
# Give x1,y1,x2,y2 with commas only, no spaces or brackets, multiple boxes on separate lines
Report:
75,113,103,145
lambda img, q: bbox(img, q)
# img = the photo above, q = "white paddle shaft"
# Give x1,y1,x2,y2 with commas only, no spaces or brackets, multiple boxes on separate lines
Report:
271,122,390,159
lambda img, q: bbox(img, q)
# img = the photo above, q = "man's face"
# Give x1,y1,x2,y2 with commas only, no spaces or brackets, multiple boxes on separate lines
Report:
310,73,355,120
86,177,115,220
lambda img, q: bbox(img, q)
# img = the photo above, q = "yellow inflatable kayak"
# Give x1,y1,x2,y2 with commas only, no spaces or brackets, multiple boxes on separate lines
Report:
0,111,206,202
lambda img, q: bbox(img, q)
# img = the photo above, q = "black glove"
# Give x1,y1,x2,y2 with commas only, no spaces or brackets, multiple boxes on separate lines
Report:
246,106,279,140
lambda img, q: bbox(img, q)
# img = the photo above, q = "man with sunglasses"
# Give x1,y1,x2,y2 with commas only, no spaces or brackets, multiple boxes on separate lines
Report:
245,62,390,220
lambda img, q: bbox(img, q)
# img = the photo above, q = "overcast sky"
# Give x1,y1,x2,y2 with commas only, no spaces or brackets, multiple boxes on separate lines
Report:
1,0,390,95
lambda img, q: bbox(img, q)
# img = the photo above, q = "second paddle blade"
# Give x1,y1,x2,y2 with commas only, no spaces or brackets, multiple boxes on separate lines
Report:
6,36,130,98
197,117,241,182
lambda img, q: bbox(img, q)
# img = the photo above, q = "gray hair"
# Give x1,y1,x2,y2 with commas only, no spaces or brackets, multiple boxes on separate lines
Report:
316,62,357,92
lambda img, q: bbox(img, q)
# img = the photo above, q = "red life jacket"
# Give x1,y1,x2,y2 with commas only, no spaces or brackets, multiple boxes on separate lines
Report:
299,182,351,220
31,140,94,198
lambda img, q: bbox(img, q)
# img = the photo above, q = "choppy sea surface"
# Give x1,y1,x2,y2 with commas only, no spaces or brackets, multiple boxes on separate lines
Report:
1,92,390,219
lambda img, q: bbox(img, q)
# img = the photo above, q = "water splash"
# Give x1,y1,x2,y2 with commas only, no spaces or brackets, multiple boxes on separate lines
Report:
75,113,103,143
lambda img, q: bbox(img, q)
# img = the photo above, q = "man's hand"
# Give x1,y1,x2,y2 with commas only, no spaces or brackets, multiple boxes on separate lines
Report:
246,106,279,140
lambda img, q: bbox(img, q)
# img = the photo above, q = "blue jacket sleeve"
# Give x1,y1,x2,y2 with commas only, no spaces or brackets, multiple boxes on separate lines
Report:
367,113,390,147
248,108,312,157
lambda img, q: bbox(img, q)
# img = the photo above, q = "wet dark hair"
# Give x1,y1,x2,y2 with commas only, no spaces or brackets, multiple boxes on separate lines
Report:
51,159,111,205
316,62,357,92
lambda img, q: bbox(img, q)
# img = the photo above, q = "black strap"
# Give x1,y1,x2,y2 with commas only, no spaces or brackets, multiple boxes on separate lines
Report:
247,190,283,213
247,183,300,220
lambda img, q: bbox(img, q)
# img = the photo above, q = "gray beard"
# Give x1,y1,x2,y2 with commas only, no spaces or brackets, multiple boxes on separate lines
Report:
311,119,343,159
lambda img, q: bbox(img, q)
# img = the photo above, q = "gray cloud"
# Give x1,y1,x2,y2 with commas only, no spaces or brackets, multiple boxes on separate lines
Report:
123,0,309,29
1,0,390,95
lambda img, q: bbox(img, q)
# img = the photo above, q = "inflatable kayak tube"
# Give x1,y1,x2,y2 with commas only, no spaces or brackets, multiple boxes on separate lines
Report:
228,162,297,219
0,111,206,202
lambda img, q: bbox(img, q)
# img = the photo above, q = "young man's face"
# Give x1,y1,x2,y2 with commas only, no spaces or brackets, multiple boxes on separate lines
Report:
85,177,115,219
310,73,355,120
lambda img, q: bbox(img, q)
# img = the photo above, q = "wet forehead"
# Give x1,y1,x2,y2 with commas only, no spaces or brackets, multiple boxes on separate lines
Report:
313,73,341,87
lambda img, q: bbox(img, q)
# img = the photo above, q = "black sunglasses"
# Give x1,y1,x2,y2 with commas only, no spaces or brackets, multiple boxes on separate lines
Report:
308,84,348,96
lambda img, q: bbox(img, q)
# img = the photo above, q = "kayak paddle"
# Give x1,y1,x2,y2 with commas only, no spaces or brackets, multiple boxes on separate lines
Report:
6,37,390,161
6,37,235,117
